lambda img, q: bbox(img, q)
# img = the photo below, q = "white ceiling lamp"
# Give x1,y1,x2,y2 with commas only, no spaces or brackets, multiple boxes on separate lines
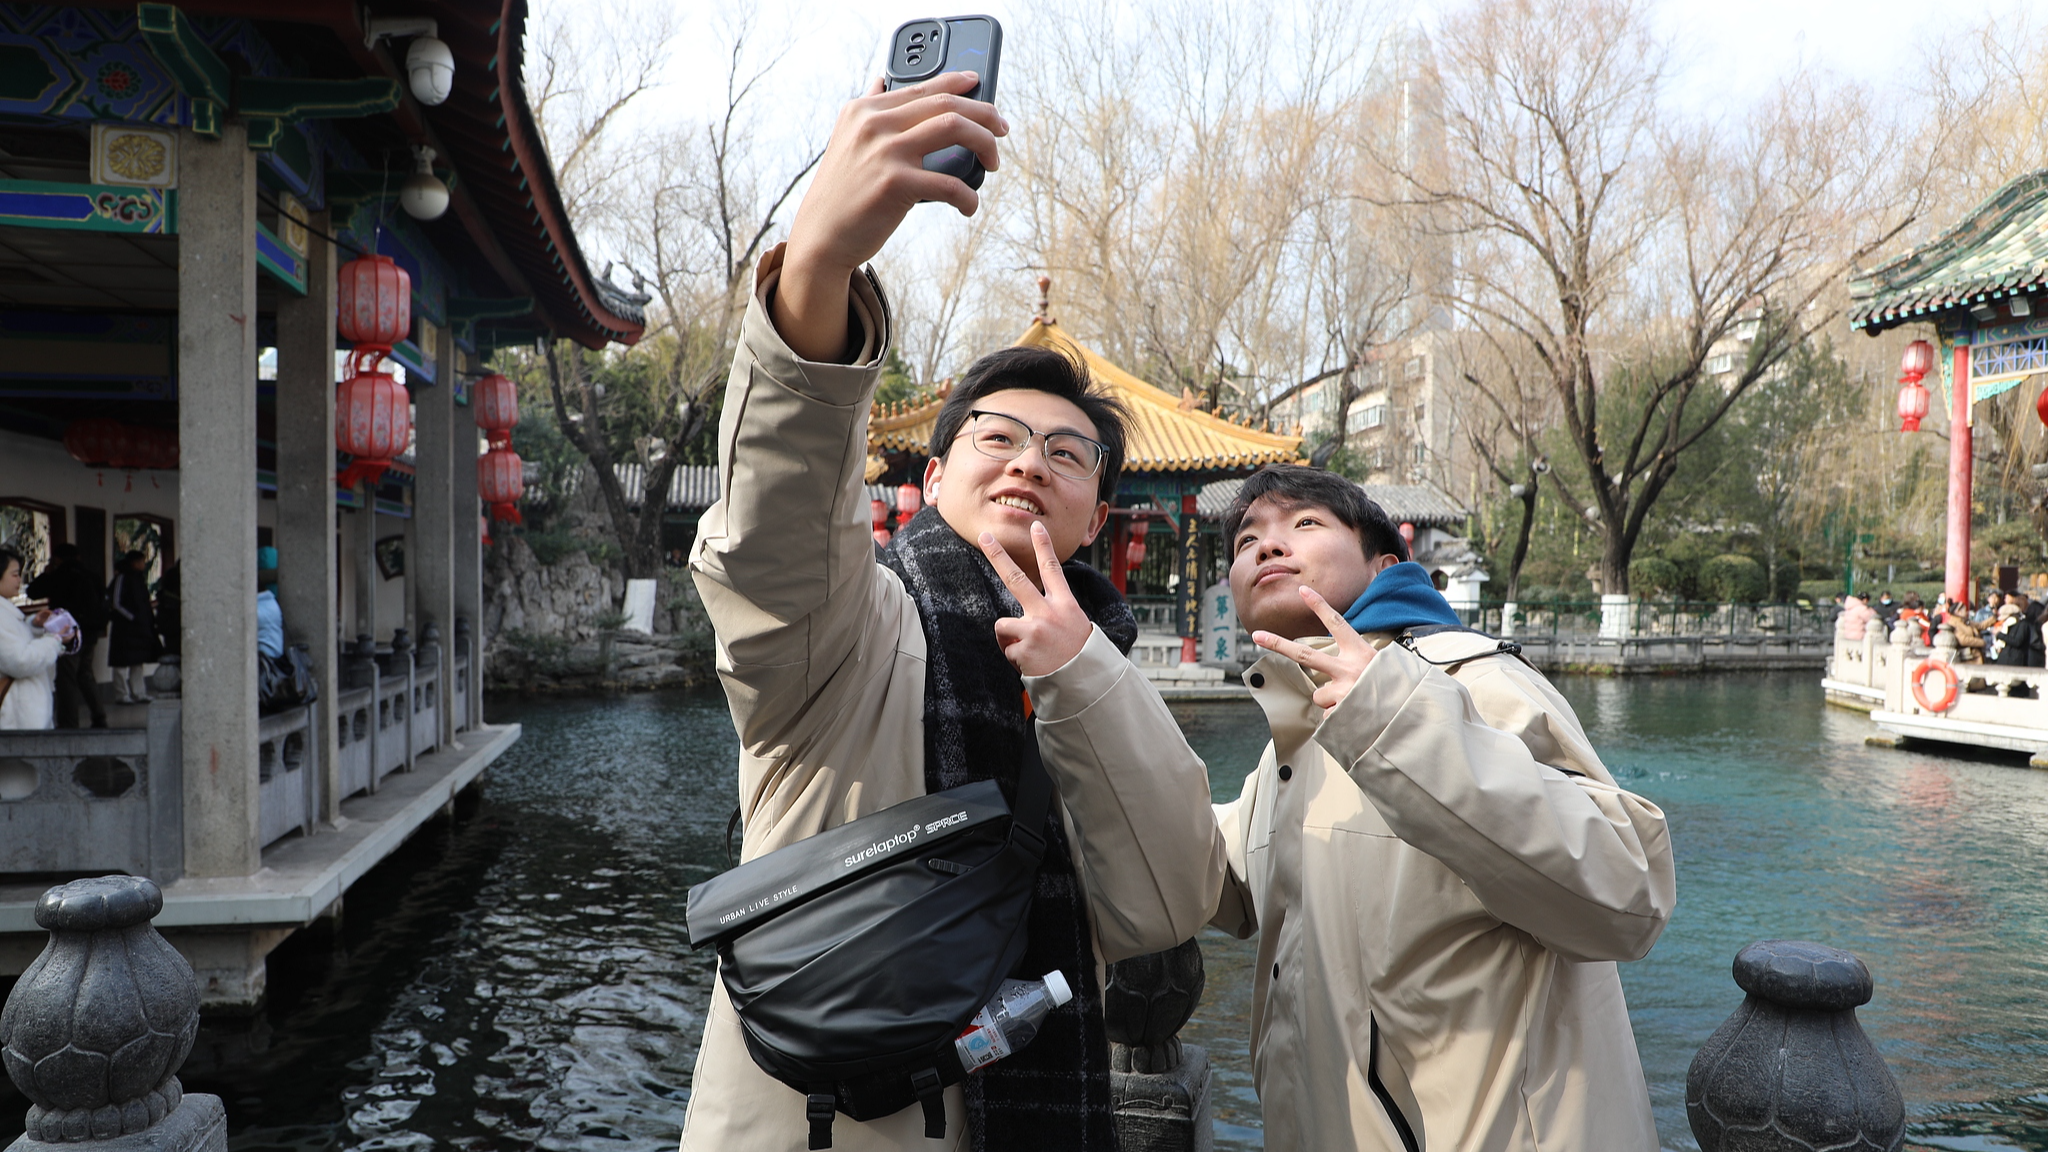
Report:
365,14,453,106
400,145,448,220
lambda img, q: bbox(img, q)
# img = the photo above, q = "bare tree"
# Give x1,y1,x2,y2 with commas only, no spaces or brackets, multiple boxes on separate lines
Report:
1383,0,1934,599
523,10,823,579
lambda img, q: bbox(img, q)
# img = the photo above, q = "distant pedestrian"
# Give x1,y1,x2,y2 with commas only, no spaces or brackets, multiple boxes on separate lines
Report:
1975,592,2003,626
1993,604,2046,667
1875,590,1900,626
25,544,107,728
105,551,156,704
1838,593,1877,640
0,545,66,730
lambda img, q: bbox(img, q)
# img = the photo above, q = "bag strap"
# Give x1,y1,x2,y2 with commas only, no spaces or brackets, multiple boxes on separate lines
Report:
806,1087,836,1150
1008,731,1054,859
911,1067,946,1139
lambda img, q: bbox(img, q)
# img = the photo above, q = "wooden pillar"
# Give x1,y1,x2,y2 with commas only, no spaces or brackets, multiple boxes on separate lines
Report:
276,209,341,822
177,122,260,877
1947,345,1973,605
413,323,457,744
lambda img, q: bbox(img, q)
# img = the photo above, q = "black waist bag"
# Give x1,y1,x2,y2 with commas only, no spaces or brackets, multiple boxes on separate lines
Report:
684,740,1053,1149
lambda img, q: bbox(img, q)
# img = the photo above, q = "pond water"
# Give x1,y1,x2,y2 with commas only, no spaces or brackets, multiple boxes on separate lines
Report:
4,672,2047,1151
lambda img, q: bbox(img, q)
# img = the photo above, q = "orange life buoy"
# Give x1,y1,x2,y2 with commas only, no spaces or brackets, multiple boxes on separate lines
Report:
1911,659,1959,713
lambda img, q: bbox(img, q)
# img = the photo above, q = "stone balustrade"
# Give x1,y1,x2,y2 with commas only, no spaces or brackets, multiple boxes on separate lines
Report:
1104,938,1213,1152
0,876,225,1152
1688,940,1904,1151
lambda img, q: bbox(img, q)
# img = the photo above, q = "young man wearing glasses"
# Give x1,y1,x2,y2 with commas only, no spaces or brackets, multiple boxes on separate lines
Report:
681,73,1224,1152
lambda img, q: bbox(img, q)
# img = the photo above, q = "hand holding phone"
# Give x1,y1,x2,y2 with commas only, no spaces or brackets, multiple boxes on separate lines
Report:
883,16,1004,190
772,29,1007,361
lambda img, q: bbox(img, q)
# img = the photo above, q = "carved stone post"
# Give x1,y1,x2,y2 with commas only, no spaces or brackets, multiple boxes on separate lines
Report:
0,876,226,1152
1686,940,1904,1152
1102,937,1212,1152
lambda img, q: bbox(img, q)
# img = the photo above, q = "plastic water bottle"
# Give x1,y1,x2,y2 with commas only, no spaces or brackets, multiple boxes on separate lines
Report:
954,971,1073,1073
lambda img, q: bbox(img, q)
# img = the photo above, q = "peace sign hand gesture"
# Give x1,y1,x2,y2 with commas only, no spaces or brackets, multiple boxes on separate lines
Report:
1251,585,1378,717
979,522,1095,677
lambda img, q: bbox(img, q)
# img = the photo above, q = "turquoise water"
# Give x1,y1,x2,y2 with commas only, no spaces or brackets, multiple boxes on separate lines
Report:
4,673,2044,1150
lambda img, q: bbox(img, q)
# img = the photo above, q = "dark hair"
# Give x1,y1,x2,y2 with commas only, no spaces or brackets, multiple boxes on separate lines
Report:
0,546,21,582
1223,464,1408,562
53,543,79,562
123,550,146,566
930,345,1129,502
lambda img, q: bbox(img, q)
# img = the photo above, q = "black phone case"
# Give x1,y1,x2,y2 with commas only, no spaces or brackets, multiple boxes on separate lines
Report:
882,15,1003,191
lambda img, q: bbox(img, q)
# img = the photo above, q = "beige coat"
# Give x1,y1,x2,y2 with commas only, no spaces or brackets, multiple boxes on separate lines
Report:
1211,631,1676,1152
679,247,1227,1151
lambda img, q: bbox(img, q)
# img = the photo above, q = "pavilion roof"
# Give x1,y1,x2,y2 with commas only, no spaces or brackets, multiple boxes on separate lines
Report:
177,0,645,348
1849,169,2048,334
868,320,1304,475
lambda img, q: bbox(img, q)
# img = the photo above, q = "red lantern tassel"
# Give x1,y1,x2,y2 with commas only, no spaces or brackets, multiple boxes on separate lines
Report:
489,502,523,525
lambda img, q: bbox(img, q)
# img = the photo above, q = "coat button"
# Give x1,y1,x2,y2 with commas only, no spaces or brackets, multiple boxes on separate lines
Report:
1278,764,1293,781
1248,672,1264,688
1272,963,1280,979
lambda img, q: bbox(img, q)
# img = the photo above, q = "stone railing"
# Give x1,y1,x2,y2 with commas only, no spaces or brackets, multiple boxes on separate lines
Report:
0,698,184,882
1831,617,2048,735
1104,938,1212,1152
0,876,226,1152
256,702,319,849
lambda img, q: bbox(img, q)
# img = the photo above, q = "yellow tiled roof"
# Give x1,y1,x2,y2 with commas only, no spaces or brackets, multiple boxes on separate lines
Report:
867,321,1304,474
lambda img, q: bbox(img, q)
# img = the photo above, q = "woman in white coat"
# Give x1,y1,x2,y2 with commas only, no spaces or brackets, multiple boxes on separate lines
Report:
0,545,66,730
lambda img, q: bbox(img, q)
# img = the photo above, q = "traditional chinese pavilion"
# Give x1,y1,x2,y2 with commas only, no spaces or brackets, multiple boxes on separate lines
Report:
1849,168,2048,604
867,281,1303,660
0,0,641,1005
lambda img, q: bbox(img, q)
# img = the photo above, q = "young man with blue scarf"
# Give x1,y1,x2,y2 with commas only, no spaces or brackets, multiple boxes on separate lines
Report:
1207,465,1676,1152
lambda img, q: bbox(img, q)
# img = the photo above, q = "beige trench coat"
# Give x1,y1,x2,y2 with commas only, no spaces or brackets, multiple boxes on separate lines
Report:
679,247,1227,1151
1211,631,1676,1152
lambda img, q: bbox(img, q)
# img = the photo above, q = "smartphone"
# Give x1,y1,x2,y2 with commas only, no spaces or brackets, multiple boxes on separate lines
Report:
882,15,1003,191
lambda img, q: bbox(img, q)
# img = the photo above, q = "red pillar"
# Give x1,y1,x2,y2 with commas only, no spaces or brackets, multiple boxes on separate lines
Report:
1179,493,1200,664
1109,514,1129,595
1947,344,1972,605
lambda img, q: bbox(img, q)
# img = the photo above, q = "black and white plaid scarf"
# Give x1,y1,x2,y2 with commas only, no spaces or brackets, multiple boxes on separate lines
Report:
881,505,1133,1152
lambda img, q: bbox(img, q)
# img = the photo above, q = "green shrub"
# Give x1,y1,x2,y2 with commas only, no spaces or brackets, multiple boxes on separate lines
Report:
1628,556,1681,595
522,526,579,566
1770,556,1801,601
1699,554,1767,602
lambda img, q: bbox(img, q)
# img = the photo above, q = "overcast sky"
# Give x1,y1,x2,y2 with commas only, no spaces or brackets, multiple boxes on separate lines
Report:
526,0,2040,304
539,0,2040,123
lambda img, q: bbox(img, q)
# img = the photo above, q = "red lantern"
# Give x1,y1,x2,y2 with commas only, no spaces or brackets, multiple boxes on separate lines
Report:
336,370,413,490
1399,522,1416,544
337,253,412,355
871,498,889,532
873,528,893,546
2037,383,2048,429
896,482,923,521
63,417,125,466
1899,379,1930,432
478,443,525,525
476,372,519,446
1900,339,1935,384
1125,532,1148,570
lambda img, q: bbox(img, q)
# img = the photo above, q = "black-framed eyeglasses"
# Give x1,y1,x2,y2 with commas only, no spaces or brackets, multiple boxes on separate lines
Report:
957,410,1107,481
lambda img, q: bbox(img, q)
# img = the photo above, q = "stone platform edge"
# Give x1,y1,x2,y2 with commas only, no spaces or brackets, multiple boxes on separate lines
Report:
0,723,520,940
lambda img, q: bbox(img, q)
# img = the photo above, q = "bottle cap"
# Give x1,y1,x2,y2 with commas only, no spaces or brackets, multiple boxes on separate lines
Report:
1042,970,1072,1007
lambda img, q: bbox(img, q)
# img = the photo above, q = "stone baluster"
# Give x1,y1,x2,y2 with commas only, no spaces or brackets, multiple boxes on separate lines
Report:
1686,940,1904,1152
417,622,441,670
0,876,225,1152
1102,937,1212,1152
1932,620,1959,664
341,633,378,692
380,627,413,678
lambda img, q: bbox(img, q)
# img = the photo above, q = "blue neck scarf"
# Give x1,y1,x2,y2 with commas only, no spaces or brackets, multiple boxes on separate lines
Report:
1343,561,1462,635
